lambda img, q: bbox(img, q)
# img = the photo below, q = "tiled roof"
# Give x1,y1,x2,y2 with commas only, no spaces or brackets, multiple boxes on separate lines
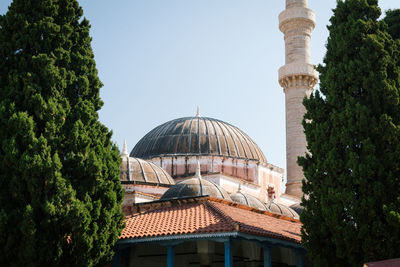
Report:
120,197,301,244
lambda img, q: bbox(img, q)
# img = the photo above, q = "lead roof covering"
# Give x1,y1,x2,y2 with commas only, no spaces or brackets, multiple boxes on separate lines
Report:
130,116,267,163
120,157,175,185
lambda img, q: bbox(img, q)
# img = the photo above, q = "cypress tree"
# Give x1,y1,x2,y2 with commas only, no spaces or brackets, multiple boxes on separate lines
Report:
0,0,124,266
298,0,400,265
383,9,400,40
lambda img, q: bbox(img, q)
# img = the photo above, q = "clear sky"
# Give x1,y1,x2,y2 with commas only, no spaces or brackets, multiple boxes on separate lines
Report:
1,0,399,181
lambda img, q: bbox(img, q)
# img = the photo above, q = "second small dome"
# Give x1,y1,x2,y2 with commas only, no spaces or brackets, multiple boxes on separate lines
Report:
160,178,231,201
230,190,269,211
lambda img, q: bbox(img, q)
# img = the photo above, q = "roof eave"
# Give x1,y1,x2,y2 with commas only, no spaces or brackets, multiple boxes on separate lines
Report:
117,232,303,250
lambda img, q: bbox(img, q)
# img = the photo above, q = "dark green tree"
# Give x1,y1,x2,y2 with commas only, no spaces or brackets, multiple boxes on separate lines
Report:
0,0,124,266
383,9,400,40
298,0,400,266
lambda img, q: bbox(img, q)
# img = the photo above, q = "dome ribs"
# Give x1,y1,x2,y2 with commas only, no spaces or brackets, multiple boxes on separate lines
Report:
154,119,180,156
239,128,266,163
135,120,172,158
122,157,175,185
235,127,267,163
176,118,192,154
160,178,231,200
197,117,209,154
248,136,266,163
134,157,148,183
130,116,266,163
174,118,189,155
119,157,128,181
233,129,256,161
244,195,250,206
161,167,175,184
144,162,160,183
217,120,239,158
207,118,222,155
127,157,132,181
161,119,181,155
169,120,184,154
241,193,250,206
230,191,270,211
213,120,230,157
147,160,162,184
188,117,199,154
196,117,200,154
266,203,299,219
204,118,219,154
254,141,266,162
210,180,226,199
137,121,169,158
224,123,247,159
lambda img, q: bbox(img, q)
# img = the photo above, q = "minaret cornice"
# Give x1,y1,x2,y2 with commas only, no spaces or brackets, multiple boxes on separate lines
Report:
279,74,318,93
278,63,318,91
279,7,316,35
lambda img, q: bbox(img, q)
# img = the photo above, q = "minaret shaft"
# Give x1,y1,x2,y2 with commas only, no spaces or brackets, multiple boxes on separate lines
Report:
279,0,318,198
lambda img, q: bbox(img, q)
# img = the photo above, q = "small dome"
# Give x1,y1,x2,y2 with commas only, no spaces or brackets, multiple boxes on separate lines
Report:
120,156,175,185
230,190,269,211
266,202,299,219
160,178,231,200
290,203,304,216
130,116,266,163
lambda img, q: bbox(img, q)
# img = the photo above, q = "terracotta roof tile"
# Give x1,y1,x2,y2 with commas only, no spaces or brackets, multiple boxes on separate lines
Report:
209,201,301,243
120,197,301,243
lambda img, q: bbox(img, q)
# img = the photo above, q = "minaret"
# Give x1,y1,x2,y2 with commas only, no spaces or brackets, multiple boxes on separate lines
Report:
121,139,130,181
121,139,129,157
278,0,318,198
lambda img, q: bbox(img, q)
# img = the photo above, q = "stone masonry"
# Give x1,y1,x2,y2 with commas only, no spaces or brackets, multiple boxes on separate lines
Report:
278,0,318,198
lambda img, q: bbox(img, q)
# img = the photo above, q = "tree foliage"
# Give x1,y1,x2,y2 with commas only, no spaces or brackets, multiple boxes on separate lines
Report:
0,0,124,266
299,0,400,265
383,9,400,40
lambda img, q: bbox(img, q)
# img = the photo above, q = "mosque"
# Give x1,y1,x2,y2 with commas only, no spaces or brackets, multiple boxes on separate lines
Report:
113,0,318,266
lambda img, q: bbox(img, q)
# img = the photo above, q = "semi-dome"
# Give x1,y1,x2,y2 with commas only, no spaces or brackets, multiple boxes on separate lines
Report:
120,156,175,185
230,187,269,211
130,116,266,163
267,202,299,219
160,162,231,200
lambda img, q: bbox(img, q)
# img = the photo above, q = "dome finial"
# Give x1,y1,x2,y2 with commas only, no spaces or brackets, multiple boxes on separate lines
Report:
194,160,202,179
121,139,129,157
237,184,242,192
196,106,200,117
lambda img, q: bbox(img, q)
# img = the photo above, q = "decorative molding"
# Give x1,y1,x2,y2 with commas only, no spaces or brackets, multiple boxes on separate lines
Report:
279,74,318,92
279,7,316,34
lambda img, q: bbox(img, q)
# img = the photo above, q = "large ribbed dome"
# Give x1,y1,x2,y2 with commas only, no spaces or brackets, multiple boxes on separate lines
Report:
130,116,266,163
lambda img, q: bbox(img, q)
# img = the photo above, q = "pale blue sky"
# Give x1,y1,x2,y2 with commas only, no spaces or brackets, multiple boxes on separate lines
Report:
1,0,399,180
